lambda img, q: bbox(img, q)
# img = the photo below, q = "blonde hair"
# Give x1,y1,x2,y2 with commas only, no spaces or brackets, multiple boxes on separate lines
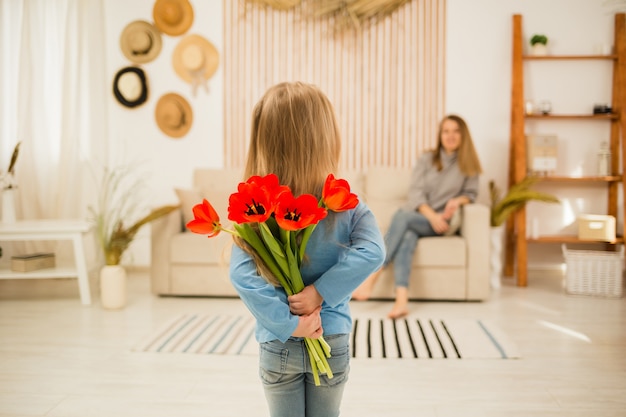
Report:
244,82,342,198
432,114,483,177
238,82,342,286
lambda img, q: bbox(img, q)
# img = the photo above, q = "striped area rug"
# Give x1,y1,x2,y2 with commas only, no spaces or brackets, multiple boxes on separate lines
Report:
132,314,520,359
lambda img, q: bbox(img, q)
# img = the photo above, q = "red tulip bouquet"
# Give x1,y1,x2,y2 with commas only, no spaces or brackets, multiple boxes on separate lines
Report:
186,173,358,386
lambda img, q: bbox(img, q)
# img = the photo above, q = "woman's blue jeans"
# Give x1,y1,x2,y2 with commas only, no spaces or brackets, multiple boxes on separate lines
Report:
384,209,439,288
259,334,350,417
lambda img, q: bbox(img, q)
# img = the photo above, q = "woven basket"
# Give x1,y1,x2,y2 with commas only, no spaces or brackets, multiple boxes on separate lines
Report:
562,245,624,298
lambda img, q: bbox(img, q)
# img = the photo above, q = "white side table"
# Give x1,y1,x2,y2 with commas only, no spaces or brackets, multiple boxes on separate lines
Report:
0,220,93,305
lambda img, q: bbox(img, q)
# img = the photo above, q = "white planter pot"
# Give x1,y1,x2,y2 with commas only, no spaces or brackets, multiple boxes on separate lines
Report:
100,265,127,309
1,189,16,223
531,44,548,56
490,225,505,289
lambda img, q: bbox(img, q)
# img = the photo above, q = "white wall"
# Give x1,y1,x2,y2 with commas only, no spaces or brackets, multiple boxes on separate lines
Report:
446,0,619,268
103,0,223,266
104,0,619,267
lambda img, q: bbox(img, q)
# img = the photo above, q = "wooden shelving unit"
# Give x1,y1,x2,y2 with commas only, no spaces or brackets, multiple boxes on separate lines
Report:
505,13,626,287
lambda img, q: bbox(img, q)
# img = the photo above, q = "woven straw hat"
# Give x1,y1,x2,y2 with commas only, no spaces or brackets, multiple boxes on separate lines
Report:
153,0,194,36
119,20,162,64
172,34,219,95
155,93,193,138
113,67,148,108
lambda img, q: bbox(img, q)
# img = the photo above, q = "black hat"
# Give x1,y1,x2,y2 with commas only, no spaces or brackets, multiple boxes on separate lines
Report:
112,66,148,108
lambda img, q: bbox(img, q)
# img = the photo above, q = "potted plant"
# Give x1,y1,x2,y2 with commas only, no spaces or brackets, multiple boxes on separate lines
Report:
488,177,559,288
89,164,179,309
530,34,548,56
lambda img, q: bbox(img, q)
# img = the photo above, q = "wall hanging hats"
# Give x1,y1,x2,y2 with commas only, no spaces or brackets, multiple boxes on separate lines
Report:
120,20,162,64
153,0,194,36
155,93,193,138
113,67,148,108
173,34,219,96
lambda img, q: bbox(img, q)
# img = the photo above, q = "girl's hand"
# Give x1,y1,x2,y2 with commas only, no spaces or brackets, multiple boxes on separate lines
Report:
292,306,324,339
288,285,323,316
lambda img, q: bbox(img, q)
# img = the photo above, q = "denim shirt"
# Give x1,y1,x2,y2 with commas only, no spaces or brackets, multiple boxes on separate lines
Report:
229,201,385,343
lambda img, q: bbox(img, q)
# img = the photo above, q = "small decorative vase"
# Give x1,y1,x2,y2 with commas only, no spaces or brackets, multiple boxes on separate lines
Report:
100,265,127,309
489,225,505,289
1,188,16,223
531,44,548,56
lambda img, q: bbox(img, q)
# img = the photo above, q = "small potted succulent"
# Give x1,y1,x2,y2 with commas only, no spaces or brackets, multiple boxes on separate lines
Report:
530,34,548,56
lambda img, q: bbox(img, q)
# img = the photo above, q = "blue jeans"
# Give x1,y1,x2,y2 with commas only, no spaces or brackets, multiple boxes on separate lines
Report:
384,209,439,288
259,334,350,417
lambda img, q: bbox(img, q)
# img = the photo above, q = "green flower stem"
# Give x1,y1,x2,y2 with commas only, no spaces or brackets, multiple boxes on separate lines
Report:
259,223,291,279
319,336,331,357
234,224,294,296
284,242,305,294
298,224,316,265
307,343,321,386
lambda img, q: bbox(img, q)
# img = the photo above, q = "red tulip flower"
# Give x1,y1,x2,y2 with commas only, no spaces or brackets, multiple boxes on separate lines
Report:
322,174,359,212
186,199,222,237
274,191,327,231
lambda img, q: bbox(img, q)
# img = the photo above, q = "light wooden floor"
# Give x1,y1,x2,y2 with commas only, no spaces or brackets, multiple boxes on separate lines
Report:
0,270,625,417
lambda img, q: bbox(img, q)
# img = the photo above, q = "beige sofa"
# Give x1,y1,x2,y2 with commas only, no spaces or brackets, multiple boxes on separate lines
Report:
151,167,490,300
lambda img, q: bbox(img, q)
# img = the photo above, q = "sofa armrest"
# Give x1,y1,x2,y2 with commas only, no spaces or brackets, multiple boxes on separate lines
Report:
150,209,184,295
460,203,490,300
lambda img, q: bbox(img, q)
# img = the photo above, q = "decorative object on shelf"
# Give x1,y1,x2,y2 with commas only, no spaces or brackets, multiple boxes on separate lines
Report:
488,178,559,288
89,164,180,309
11,253,55,272
538,100,552,115
597,141,611,176
153,0,194,36
119,20,162,64
593,103,612,114
526,134,557,175
112,67,149,108
525,100,534,115
1,141,20,223
530,34,548,55
173,34,219,97
155,92,193,138
577,214,616,242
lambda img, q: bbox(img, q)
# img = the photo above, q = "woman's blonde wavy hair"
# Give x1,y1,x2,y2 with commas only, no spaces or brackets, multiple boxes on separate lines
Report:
432,114,483,177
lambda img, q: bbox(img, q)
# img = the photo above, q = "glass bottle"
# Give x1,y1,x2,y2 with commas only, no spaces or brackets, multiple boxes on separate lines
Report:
597,142,611,176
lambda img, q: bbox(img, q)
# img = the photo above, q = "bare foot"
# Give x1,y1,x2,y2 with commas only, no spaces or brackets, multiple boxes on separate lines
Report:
387,287,409,319
352,269,382,301
387,304,409,319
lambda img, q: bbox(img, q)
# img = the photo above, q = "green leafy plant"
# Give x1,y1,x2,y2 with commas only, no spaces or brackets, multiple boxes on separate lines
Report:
490,177,559,227
530,34,548,46
89,164,179,265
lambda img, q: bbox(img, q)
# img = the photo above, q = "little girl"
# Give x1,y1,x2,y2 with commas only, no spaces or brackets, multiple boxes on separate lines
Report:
229,82,385,417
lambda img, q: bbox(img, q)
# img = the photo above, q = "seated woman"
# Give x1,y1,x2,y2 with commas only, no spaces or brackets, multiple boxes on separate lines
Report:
352,114,483,318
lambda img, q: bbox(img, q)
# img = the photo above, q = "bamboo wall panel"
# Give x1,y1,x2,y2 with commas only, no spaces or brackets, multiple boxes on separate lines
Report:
224,0,446,170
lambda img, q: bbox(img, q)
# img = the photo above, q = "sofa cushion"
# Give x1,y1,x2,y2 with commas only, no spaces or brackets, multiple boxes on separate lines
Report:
175,188,204,225
414,236,466,267
170,232,233,264
365,166,411,200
